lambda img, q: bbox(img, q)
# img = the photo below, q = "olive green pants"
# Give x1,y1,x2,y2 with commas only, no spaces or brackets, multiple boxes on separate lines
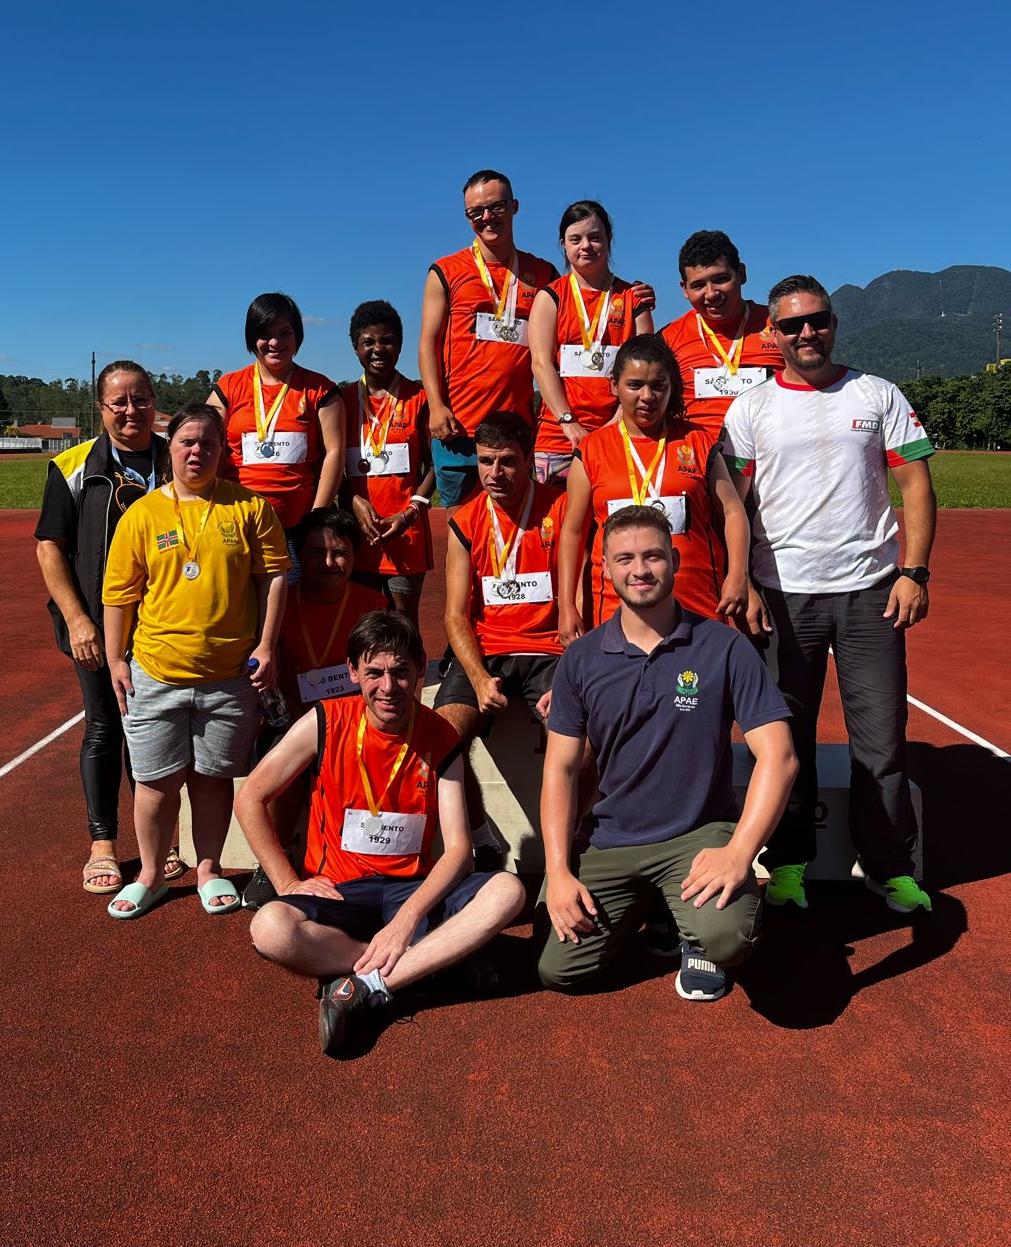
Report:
537,821,761,992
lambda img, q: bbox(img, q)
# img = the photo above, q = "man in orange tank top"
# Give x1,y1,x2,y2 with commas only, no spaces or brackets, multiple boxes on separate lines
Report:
659,231,783,438
419,169,558,511
236,612,524,1057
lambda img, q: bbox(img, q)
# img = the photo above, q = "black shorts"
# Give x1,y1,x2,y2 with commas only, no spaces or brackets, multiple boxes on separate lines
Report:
267,870,500,943
433,653,559,716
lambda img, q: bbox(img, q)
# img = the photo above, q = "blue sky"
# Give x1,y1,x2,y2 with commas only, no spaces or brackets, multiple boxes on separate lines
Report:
2,1,1007,386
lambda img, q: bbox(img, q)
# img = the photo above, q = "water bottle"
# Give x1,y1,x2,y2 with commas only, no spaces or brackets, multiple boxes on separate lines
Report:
247,658,290,729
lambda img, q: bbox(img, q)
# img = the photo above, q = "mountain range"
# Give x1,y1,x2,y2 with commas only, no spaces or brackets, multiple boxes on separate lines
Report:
830,265,1011,382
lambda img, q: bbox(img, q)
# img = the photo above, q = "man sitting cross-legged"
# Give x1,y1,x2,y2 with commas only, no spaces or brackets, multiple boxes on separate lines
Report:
236,610,525,1056
538,506,798,1002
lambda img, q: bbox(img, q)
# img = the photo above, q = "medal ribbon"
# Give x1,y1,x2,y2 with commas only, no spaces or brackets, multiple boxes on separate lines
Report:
695,302,749,375
110,444,156,494
252,365,290,444
487,484,535,581
619,421,666,504
357,375,401,458
356,704,416,817
569,274,612,352
296,585,349,669
169,481,216,565
472,241,518,326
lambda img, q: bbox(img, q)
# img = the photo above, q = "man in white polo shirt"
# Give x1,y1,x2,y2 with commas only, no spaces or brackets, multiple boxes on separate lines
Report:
723,274,936,916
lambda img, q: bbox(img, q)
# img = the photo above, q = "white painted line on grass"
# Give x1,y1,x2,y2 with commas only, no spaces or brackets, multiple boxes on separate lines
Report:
906,695,1009,759
0,711,85,779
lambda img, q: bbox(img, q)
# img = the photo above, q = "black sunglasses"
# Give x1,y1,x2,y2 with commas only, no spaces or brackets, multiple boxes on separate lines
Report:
775,309,833,336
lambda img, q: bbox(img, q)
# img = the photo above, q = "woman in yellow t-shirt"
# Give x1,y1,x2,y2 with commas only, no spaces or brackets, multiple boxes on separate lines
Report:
103,404,290,918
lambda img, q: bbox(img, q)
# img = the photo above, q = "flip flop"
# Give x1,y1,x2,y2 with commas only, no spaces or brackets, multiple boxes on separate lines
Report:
198,878,241,915
107,881,169,920
163,848,186,881
84,855,123,895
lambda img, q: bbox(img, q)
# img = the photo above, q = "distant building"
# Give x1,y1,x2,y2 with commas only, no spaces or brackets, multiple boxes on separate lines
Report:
17,424,82,451
985,359,1011,373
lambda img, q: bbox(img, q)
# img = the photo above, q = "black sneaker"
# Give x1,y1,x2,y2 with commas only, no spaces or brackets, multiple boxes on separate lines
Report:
241,866,276,911
318,975,379,1057
642,912,680,958
473,843,505,872
674,942,728,1002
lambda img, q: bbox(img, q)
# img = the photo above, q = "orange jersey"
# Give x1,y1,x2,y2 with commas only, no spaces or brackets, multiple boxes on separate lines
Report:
577,420,723,622
431,246,558,435
450,482,566,658
535,275,644,456
278,582,387,706
340,377,434,577
215,363,339,529
660,302,783,437
306,698,462,883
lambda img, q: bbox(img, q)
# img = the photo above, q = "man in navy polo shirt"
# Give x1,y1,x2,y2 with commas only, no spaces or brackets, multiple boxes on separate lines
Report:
538,506,798,1001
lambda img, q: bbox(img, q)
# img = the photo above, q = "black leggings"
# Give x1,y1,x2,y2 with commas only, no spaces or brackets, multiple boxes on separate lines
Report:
74,662,133,842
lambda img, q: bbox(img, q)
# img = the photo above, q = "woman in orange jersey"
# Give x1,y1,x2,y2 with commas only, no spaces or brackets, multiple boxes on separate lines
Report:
341,301,435,626
208,292,345,533
529,200,654,486
557,335,749,644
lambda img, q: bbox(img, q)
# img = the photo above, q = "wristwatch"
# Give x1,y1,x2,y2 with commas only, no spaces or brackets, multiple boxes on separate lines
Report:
557,411,576,425
899,566,930,585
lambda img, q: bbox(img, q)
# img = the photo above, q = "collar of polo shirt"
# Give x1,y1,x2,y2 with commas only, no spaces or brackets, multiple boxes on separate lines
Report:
600,609,694,656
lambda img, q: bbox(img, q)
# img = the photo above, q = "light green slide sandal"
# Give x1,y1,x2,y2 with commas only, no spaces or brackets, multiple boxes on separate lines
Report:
197,878,241,915
107,882,169,920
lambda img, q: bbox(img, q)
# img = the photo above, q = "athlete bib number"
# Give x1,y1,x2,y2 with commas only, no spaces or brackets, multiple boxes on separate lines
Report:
692,367,768,399
480,571,553,606
607,495,687,534
474,312,529,347
345,442,411,478
559,344,618,379
341,808,425,856
241,431,308,465
297,665,354,704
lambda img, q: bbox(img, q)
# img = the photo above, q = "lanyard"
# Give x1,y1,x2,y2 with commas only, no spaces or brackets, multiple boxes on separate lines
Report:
357,375,402,457
169,482,216,561
486,484,535,581
296,585,349,669
695,302,749,375
472,241,519,326
569,274,612,352
110,444,156,493
356,705,415,816
619,421,666,504
252,365,290,443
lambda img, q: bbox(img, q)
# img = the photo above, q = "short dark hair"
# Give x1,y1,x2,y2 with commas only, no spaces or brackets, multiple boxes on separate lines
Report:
349,300,403,348
768,274,832,322
611,335,685,420
96,360,154,403
244,292,305,354
291,504,361,556
678,230,741,280
462,168,513,199
558,199,613,249
602,503,673,549
166,402,224,444
474,411,533,458
348,610,425,671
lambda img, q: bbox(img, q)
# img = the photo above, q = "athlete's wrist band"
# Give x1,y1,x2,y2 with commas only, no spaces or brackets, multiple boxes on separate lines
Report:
410,494,431,507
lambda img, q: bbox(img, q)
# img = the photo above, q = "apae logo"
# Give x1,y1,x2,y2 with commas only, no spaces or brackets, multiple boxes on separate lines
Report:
673,669,700,712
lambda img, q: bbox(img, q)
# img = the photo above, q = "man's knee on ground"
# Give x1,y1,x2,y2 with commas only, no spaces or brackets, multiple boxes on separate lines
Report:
703,921,758,969
537,944,600,994
249,901,305,961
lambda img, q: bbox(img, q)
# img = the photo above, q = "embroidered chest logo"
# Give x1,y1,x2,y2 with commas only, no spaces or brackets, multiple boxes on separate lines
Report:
609,294,625,323
674,669,700,712
676,444,701,475
851,418,880,433
415,756,431,792
539,515,556,550
218,519,240,546
156,529,180,552
296,395,309,424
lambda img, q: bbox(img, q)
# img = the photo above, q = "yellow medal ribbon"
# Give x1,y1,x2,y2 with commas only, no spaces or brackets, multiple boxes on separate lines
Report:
357,375,402,458
619,420,666,504
297,585,349,670
169,481,216,564
696,305,748,376
486,485,534,580
356,704,416,817
252,365,290,443
569,273,612,352
472,240,516,322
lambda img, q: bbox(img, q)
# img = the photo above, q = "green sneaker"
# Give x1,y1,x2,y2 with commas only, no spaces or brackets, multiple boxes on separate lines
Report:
865,875,932,914
765,864,808,909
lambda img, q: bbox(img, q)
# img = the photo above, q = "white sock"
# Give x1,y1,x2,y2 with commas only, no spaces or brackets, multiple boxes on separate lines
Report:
359,967,392,1001
470,820,498,850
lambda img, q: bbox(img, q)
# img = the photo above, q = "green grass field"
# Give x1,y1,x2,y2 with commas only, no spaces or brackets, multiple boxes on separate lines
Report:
2,450,1009,510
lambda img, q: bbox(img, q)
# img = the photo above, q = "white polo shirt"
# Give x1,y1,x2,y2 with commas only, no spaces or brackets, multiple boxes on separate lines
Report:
722,368,934,594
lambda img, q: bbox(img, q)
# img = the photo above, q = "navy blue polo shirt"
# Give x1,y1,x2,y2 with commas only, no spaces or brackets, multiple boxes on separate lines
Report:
548,609,790,849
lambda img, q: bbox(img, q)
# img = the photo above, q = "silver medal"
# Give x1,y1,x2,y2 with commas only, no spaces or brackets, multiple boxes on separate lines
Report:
588,348,605,371
495,320,519,344
183,560,201,580
258,442,275,458
364,814,383,835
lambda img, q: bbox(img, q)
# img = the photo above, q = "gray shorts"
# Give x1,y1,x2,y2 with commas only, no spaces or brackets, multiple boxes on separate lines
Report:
122,660,260,782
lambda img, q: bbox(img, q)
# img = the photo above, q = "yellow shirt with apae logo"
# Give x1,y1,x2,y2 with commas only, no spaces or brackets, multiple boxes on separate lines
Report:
103,480,290,683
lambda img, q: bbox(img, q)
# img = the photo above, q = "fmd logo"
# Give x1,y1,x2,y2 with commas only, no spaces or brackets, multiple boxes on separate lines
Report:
851,418,880,433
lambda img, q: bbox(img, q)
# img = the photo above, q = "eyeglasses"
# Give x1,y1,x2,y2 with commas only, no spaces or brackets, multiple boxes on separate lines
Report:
774,309,833,336
465,199,511,223
102,397,155,413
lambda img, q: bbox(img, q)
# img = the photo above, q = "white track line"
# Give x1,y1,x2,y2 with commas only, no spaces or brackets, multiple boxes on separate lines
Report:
906,695,1009,759
0,711,85,778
